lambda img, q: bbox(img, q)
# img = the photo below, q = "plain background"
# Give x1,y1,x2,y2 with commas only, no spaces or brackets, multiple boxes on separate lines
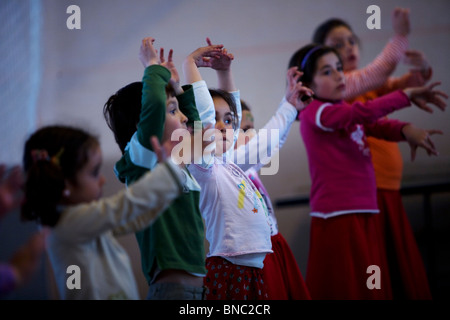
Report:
1,0,449,300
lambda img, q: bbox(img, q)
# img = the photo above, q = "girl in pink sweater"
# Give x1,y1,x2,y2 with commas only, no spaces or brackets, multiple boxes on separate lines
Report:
312,9,435,299
288,43,447,299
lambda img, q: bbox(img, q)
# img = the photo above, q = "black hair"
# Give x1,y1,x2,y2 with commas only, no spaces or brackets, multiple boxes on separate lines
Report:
312,18,360,47
103,80,176,154
288,44,341,88
209,88,239,130
21,125,99,227
103,82,142,154
240,99,251,112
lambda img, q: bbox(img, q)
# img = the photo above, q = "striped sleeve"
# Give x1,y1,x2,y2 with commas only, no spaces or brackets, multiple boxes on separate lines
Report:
344,35,408,101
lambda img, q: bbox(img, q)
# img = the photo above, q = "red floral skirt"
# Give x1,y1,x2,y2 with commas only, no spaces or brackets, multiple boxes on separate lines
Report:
204,256,268,300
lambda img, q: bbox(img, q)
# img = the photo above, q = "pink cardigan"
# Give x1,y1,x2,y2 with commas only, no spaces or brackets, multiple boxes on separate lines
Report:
299,90,411,218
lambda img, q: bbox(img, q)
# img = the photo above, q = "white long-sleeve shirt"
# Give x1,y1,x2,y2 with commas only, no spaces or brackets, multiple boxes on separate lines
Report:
188,81,272,268
47,160,186,300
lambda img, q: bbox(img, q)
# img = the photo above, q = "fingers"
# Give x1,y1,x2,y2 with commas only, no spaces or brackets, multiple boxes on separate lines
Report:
298,85,314,96
286,67,297,89
415,100,434,113
431,94,448,111
433,90,449,100
286,67,303,90
427,129,444,136
159,47,165,63
142,37,155,48
417,130,442,158
410,144,417,162
427,82,448,111
426,81,442,92
420,136,439,157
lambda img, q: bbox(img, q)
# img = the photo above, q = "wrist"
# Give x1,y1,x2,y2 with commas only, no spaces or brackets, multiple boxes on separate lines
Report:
401,123,411,140
421,67,432,80
173,84,184,95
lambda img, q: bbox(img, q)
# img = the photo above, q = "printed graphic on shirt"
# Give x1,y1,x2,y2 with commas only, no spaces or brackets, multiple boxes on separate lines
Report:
350,124,370,157
228,165,269,219
237,179,246,209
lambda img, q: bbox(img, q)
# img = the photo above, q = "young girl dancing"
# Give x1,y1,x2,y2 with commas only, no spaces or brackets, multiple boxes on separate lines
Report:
21,125,187,299
288,43,447,299
182,40,310,300
312,9,436,299
235,99,311,300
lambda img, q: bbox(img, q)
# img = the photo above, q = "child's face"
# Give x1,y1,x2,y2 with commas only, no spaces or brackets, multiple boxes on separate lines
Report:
214,96,235,156
162,96,188,143
235,110,255,149
64,144,106,205
324,26,359,72
310,52,346,101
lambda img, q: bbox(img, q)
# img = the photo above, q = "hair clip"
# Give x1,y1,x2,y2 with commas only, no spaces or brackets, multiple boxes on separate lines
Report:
30,148,64,166
50,148,64,167
31,149,50,163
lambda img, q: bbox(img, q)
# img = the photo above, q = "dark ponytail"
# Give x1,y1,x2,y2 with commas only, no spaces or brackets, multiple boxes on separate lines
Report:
21,125,99,227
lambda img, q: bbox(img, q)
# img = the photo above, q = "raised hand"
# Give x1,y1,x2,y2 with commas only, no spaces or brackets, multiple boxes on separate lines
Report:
404,82,448,113
392,7,410,37
285,67,314,112
189,45,224,68
183,43,224,84
159,48,183,95
150,136,177,163
205,37,234,71
139,37,159,68
404,50,430,73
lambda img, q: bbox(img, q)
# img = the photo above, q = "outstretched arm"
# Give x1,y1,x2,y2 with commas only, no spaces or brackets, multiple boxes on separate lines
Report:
206,37,236,92
344,7,410,100
234,67,313,172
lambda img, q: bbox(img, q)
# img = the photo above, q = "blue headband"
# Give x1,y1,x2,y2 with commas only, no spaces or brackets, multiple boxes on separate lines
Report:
300,45,323,70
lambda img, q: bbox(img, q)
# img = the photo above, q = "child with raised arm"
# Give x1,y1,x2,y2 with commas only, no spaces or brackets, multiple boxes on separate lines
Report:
235,99,311,300
182,40,311,300
313,8,415,99
182,43,270,300
103,37,218,300
288,43,446,299
20,125,187,300
312,8,436,299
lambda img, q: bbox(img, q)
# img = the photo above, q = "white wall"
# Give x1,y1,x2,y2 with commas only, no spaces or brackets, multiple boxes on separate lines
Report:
1,0,449,299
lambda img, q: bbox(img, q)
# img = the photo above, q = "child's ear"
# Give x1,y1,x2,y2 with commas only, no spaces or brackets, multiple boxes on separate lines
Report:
62,179,74,202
